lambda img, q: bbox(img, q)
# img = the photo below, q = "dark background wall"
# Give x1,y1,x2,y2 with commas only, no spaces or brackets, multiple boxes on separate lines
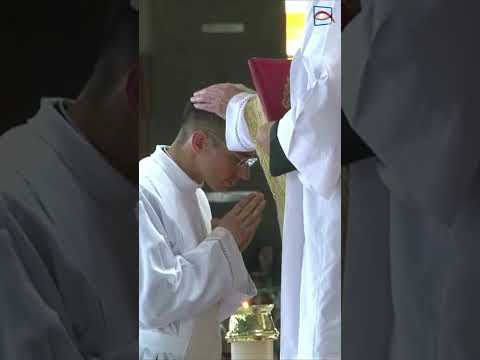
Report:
1,1,109,135
142,0,287,283
145,0,287,150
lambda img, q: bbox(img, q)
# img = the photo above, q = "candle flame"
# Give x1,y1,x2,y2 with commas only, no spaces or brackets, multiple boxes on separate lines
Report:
242,301,249,309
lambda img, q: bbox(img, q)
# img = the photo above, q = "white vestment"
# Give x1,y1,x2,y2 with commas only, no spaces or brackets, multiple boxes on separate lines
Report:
225,1,341,358
139,146,256,360
343,1,480,359
0,99,138,359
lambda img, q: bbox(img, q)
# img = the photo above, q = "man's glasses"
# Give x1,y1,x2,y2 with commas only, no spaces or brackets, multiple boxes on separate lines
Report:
206,131,258,169
236,157,259,168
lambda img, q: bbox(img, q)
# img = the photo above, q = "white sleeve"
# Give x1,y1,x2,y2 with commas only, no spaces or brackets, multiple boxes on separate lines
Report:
277,1,341,197
277,74,341,197
0,196,112,360
216,226,257,321
139,189,256,330
225,92,257,152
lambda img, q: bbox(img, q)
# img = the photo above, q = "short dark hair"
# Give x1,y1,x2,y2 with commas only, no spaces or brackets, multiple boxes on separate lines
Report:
88,1,139,97
98,1,138,64
175,102,226,144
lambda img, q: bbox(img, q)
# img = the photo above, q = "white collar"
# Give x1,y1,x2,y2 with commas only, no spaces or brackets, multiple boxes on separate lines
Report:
151,145,202,193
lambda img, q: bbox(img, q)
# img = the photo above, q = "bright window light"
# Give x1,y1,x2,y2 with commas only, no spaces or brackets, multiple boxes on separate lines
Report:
285,1,308,57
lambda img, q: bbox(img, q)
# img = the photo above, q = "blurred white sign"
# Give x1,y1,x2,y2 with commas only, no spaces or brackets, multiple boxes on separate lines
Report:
201,23,245,34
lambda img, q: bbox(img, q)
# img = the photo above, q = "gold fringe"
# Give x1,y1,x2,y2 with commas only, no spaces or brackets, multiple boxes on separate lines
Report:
243,96,286,233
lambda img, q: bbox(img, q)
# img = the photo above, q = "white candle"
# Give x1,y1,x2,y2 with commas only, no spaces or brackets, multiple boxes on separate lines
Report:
231,341,274,360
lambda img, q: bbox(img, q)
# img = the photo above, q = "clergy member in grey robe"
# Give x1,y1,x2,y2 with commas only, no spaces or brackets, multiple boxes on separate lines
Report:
343,1,480,359
0,2,139,359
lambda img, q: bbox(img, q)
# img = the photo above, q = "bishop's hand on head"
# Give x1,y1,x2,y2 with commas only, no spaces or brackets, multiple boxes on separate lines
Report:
211,192,266,252
191,83,254,120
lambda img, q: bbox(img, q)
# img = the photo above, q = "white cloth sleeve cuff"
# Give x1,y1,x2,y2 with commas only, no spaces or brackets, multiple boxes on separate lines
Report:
225,92,257,152
212,227,256,293
277,109,295,158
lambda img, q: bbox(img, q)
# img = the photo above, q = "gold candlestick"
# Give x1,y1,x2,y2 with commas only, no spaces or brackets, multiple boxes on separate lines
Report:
226,303,279,360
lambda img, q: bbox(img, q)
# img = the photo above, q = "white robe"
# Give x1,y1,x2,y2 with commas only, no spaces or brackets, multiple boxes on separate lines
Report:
225,1,341,358
0,98,138,359
139,146,256,360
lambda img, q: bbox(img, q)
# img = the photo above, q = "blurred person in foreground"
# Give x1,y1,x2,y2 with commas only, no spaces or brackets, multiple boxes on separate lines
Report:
0,1,139,359
342,0,480,359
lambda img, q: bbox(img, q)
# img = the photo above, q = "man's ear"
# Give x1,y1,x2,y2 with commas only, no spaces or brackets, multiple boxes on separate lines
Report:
191,131,208,154
126,63,140,116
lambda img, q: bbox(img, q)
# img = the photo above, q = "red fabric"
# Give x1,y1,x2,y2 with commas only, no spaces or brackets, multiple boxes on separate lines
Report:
248,58,292,122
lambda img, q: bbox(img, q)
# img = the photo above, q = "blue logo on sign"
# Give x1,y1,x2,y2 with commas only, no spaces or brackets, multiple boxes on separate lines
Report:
314,6,334,26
